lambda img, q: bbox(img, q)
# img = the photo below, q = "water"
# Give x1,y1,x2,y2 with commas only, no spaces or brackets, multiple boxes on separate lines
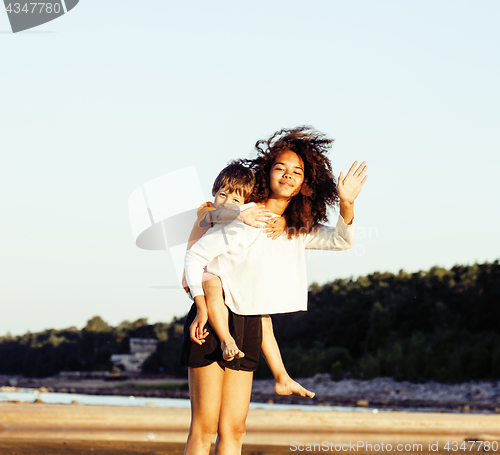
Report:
2,388,485,414
0,388,386,413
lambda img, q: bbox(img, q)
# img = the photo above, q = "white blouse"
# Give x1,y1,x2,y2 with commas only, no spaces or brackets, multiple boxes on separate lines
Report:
184,211,355,316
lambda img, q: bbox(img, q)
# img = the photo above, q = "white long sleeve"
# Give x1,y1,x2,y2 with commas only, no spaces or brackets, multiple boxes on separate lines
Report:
184,215,355,315
184,220,259,298
304,215,355,250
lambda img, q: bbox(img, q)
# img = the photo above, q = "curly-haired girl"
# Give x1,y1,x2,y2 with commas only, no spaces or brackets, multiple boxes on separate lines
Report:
183,126,367,455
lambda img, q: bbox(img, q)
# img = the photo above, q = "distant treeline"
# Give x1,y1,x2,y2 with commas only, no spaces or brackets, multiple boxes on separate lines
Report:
1,260,499,381
0,317,186,378
268,261,500,382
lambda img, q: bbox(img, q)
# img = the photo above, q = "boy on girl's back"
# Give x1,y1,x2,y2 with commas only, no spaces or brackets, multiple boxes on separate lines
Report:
182,160,314,398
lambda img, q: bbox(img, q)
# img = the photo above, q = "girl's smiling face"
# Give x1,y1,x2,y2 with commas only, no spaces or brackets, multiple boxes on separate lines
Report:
269,150,305,199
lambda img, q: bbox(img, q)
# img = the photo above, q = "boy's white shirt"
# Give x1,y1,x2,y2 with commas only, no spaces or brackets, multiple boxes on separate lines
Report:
184,202,355,315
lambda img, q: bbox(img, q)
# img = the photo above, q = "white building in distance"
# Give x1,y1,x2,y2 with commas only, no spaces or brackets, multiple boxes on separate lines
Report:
110,338,158,373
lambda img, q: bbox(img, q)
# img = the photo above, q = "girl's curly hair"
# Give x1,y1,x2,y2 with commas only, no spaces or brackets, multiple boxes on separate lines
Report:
244,126,339,236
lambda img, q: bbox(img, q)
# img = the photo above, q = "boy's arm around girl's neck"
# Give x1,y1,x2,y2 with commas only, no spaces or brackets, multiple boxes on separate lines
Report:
200,205,240,228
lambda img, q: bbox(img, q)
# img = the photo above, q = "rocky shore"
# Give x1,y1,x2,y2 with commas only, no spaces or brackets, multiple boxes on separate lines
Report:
2,373,500,413
252,374,500,412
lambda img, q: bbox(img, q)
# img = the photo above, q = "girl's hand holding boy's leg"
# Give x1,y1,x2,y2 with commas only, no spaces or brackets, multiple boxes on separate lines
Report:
190,296,209,345
190,312,209,345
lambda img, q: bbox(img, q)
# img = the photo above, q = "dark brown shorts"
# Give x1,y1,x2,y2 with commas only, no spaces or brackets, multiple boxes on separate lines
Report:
180,303,262,372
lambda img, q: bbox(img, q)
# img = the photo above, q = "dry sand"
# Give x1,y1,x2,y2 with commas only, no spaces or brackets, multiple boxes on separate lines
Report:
1,402,499,454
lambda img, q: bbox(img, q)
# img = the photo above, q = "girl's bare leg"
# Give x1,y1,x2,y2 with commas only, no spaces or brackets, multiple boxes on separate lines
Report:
261,315,315,398
215,369,253,455
203,274,244,361
185,363,224,455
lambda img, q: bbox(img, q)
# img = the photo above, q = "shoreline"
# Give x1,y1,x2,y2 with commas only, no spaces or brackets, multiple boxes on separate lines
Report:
2,374,500,413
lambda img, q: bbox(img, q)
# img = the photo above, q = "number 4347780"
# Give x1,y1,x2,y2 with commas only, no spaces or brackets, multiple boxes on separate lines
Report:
444,440,499,451
5,3,62,14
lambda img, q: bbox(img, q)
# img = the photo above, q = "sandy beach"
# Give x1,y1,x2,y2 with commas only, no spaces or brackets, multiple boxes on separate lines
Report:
1,402,500,454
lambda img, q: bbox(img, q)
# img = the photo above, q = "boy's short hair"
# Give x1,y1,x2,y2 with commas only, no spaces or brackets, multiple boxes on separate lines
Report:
212,160,255,200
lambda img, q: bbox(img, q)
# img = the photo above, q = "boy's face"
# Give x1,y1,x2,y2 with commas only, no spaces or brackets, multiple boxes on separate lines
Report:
213,186,245,207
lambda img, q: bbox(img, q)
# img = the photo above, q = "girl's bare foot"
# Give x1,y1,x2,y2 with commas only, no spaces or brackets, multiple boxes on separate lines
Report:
221,339,245,361
274,376,315,398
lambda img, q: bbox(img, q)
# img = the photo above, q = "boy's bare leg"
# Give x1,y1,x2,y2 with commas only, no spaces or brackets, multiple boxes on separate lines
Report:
261,315,315,398
203,274,244,361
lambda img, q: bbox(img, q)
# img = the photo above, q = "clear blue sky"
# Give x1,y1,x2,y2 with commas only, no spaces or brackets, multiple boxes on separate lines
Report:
2,1,499,336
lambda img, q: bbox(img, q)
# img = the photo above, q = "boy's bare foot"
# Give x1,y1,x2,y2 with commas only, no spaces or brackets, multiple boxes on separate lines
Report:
221,339,245,361
275,376,315,398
